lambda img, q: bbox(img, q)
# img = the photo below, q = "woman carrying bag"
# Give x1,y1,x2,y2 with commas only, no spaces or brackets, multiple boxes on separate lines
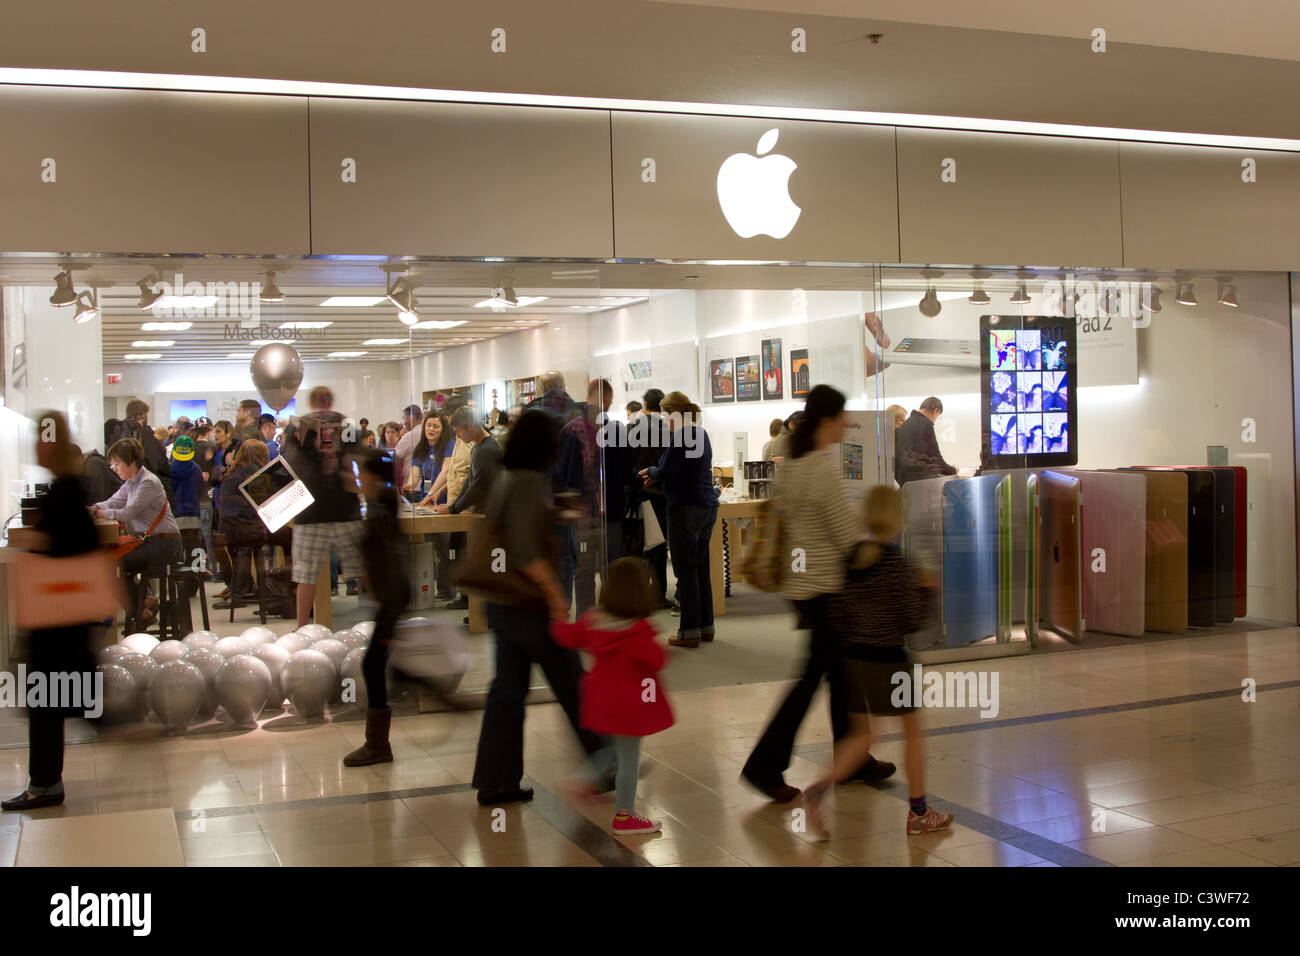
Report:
3,412,104,812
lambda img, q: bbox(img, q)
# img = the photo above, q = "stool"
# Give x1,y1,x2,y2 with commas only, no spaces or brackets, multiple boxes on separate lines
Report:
167,557,210,633
213,532,269,625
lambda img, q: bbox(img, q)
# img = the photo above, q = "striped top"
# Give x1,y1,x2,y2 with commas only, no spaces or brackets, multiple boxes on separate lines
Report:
773,450,864,600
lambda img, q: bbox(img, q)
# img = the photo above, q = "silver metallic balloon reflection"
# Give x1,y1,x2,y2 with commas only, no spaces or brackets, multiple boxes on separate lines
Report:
239,626,276,647
149,640,189,665
182,630,220,649
340,647,368,710
351,621,376,641
121,632,160,656
275,632,313,655
251,642,291,710
98,663,140,721
298,624,331,643
250,343,303,412
281,649,336,719
98,644,131,667
311,638,348,674
116,652,160,695
184,646,227,717
215,636,253,659
150,660,206,732
215,655,273,726
334,629,368,652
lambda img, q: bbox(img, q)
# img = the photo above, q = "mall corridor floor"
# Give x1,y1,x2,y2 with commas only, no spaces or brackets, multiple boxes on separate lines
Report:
2,628,1298,868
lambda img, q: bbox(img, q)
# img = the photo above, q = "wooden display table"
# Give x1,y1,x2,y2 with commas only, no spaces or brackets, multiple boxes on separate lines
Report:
311,512,487,633
5,519,119,551
709,499,766,617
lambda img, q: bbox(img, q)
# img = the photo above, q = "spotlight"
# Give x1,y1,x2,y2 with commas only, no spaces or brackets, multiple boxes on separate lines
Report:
386,274,420,325
1217,281,1239,308
494,281,519,307
1010,282,1031,305
137,274,164,311
918,288,941,317
1176,282,1197,306
968,287,990,306
49,270,78,307
1143,284,1162,314
73,289,99,325
259,271,284,303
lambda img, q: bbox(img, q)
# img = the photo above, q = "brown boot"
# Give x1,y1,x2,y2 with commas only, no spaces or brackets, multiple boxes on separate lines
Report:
343,707,393,767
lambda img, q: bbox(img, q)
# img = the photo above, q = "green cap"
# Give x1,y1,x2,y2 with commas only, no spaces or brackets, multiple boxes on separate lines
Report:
171,434,195,461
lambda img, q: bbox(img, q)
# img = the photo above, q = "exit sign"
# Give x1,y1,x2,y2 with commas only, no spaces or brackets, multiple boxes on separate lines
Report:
106,373,121,384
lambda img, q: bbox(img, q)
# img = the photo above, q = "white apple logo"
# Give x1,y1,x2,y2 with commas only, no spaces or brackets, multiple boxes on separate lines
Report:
716,128,802,239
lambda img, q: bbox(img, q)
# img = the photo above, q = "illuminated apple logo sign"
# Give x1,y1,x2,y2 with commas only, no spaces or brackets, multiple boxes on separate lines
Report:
716,128,801,239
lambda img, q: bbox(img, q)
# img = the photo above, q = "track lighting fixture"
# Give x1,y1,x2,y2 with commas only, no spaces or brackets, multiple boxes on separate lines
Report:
259,271,285,303
137,274,164,311
386,273,420,325
1143,285,1162,314
1009,282,1031,305
73,289,99,325
1176,281,1198,306
968,287,990,306
49,270,78,307
918,288,941,317
1217,280,1238,308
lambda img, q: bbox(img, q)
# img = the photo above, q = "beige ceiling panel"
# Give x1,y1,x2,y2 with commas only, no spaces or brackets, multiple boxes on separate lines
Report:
897,129,1123,267
308,99,613,258
0,86,309,254
612,112,898,262
1119,143,1300,271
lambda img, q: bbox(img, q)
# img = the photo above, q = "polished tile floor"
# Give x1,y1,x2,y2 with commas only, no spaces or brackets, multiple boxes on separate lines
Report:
2,625,1298,867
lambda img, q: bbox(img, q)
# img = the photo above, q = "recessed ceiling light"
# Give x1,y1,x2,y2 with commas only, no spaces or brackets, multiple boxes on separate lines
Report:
409,319,467,330
141,321,193,331
124,353,161,360
226,352,255,359
328,351,367,358
151,295,219,310
279,321,333,329
132,340,175,347
319,296,387,307
363,338,408,346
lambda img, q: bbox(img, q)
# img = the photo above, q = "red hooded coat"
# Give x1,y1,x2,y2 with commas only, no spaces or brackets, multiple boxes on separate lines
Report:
552,611,674,737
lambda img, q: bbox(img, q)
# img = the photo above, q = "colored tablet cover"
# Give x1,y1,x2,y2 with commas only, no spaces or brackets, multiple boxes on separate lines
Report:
942,476,1001,647
1130,467,1215,627
1076,470,1147,637
1139,470,1189,634
1225,465,1247,617
1040,470,1083,643
1026,473,1040,648
1202,468,1236,623
902,476,954,650
997,474,1013,642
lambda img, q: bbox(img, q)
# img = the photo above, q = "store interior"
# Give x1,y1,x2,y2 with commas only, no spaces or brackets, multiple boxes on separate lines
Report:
2,257,1294,713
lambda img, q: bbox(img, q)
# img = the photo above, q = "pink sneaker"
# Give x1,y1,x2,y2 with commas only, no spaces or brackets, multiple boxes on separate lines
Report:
612,811,661,834
906,807,954,835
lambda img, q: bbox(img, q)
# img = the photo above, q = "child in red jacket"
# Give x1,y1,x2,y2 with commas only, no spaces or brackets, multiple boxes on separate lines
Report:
553,557,674,834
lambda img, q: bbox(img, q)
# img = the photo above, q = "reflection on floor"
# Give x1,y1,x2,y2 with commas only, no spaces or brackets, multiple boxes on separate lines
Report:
2,619,1298,867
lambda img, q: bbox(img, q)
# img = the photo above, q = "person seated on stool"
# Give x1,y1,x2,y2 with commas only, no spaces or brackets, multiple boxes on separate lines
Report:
216,439,271,611
91,437,183,631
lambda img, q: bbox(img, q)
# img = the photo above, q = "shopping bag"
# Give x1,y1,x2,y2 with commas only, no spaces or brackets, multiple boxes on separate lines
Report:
452,517,548,610
641,499,665,550
12,550,123,630
741,500,785,593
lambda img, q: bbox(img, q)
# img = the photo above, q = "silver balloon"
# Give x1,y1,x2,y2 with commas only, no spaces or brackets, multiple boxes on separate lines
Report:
182,630,220,649
121,633,159,656
335,629,369,652
340,647,368,710
215,655,273,726
351,621,376,641
184,646,226,717
251,642,291,709
275,633,313,655
249,343,303,413
98,663,140,721
311,638,348,674
98,644,131,666
240,626,276,647
150,660,206,732
116,652,160,695
215,636,253,659
149,640,189,665
298,624,331,643
281,649,336,719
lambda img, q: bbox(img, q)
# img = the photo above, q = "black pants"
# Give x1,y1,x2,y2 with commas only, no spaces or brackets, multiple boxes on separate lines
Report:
361,589,408,710
743,594,856,783
26,625,93,789
471,602,605,793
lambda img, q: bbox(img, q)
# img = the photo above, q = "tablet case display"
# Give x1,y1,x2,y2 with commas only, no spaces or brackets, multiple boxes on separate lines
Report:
997,474,1013,642
942,475,1002,647
1202,467,1236,623
1130,467,1216,627
1039,470,1083,643
1026,473,1040,648
1076,470,1147,637
1135,470,1189,634
902,476,955,650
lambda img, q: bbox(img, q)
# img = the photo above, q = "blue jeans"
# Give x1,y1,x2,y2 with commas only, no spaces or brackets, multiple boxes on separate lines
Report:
587,735,642,814
667,504,717,640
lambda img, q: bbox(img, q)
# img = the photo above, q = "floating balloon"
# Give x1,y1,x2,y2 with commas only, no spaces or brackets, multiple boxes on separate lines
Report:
98,664,140,721
150,660,206,732
149,640,189,665
240,626,276,647
281,649,336,719
298,624,331,643
276,632,312,655
340,648,368,709
215,636,252,659
251,642,291,710
121,633,160,655
98,644,131,667
184,646,226,717
250,343,303,413
182,630,220,649
215,655,273,726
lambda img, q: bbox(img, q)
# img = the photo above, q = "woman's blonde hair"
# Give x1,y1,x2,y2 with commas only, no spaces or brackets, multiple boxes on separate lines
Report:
233,438,269,471
660,390,701,424
863,484,904,538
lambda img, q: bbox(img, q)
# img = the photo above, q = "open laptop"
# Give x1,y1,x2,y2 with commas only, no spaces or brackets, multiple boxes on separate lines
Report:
238,456,315,532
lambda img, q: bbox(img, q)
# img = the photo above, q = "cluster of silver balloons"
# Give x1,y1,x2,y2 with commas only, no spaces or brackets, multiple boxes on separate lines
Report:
96,623,374,732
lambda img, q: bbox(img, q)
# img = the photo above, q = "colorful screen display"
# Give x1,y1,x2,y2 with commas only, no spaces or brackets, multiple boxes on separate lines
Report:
980,315,1077,467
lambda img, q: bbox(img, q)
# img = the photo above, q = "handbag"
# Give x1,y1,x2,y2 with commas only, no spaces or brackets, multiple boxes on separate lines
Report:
11,549,123,630
452,516,548,610
641,498,665,551
111,502,168,559
742,499,786,593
